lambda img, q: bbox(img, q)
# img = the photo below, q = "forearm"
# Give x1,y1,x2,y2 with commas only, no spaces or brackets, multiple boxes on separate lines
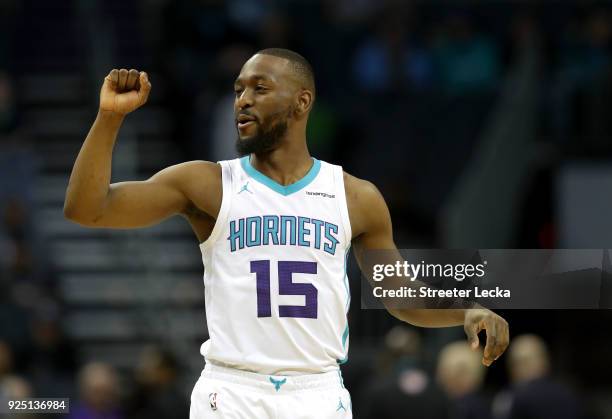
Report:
389,308,466,328
64,110,124,222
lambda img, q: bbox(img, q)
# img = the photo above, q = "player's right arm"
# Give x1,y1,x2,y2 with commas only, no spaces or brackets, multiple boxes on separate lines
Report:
64,69,220,229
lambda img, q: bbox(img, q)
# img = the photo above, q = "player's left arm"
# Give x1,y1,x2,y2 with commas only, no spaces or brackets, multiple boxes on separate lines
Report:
345,173,509,366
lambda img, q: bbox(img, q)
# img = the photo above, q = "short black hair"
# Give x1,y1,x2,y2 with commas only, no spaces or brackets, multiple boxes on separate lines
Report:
256,48,316,95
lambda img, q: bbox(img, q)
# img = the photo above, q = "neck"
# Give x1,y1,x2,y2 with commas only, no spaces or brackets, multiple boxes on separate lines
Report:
249,137,312,186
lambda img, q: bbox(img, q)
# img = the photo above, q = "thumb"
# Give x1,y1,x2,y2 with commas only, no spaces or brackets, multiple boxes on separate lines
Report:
465,324,480,350
470,337,479,350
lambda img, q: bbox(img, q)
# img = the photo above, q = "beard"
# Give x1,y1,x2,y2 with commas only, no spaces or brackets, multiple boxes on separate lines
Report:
235,109,290,156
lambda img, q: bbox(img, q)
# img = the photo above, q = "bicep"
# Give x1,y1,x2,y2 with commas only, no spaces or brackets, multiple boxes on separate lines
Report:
86,166,190,228
350,180,396,268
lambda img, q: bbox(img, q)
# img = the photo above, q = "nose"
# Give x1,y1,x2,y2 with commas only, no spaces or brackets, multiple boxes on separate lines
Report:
236,89,254,110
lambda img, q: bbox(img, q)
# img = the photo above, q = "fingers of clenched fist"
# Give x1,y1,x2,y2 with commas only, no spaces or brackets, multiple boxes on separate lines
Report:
107,68,142,92
137,71,152,104
127,69,140,90
101,69,152,115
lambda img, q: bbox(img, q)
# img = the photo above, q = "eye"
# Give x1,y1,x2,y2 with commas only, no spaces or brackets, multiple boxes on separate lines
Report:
255,84,268,92
234,87,243,95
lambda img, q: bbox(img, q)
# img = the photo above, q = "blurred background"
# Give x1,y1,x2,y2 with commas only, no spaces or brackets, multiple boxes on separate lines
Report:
1,0,612,417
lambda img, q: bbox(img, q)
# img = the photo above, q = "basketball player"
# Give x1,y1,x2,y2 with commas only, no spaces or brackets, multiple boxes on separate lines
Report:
64,49,509,418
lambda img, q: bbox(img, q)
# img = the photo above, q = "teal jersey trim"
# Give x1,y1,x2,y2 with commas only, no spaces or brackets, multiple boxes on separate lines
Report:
240,156,321,196
341,325,349,348
337,246,351,365
343,247,351,311
336,319,349,365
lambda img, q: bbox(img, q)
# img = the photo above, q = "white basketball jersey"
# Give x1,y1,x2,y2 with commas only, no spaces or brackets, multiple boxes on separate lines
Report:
199,156,351,375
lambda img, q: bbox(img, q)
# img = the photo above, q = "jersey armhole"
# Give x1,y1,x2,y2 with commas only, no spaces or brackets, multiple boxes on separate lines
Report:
199,160,233,250
333,165,352,245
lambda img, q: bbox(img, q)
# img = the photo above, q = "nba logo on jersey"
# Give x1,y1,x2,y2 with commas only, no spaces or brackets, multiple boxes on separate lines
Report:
208,392,218,411
199,156,352,375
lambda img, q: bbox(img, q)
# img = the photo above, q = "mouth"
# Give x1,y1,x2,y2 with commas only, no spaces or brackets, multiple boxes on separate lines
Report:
236,113,257,130
237,120,256,130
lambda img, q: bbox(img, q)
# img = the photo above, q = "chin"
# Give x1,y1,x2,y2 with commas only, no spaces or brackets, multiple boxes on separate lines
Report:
238,127,260,141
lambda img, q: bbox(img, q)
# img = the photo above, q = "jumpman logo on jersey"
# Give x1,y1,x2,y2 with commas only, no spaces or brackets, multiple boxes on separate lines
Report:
336,397,346,412
269,377,287,392
238,181,253,194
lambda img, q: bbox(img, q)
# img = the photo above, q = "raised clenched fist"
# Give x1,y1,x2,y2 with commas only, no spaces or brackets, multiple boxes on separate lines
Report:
99,68,151,115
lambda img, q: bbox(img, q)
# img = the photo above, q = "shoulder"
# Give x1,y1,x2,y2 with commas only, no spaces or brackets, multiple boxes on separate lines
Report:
151,160,221,192
343,171,383,204
153,160,221,181
152,160,222,217
343,171,390,238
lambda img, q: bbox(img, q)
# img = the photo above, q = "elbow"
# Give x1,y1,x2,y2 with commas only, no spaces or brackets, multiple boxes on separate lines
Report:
63,200,79,221
63,201,77,221
388,308,405,320
63,201,98,226
388,308,429,327
388,308,465,328
63,203,86,225
388,308,412,323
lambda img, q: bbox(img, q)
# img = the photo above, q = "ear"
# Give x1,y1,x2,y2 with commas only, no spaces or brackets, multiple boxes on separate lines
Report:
294,88,314,117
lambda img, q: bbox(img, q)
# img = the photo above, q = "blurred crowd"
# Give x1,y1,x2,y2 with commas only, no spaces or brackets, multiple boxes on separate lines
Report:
147,0,612,240
0,331,595,419
0,342,189,419
0,0,610,244
354,330,586,419
0,0,611,418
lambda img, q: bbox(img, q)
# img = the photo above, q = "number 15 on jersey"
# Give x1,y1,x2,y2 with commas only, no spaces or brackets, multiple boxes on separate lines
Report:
250,260,318,319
